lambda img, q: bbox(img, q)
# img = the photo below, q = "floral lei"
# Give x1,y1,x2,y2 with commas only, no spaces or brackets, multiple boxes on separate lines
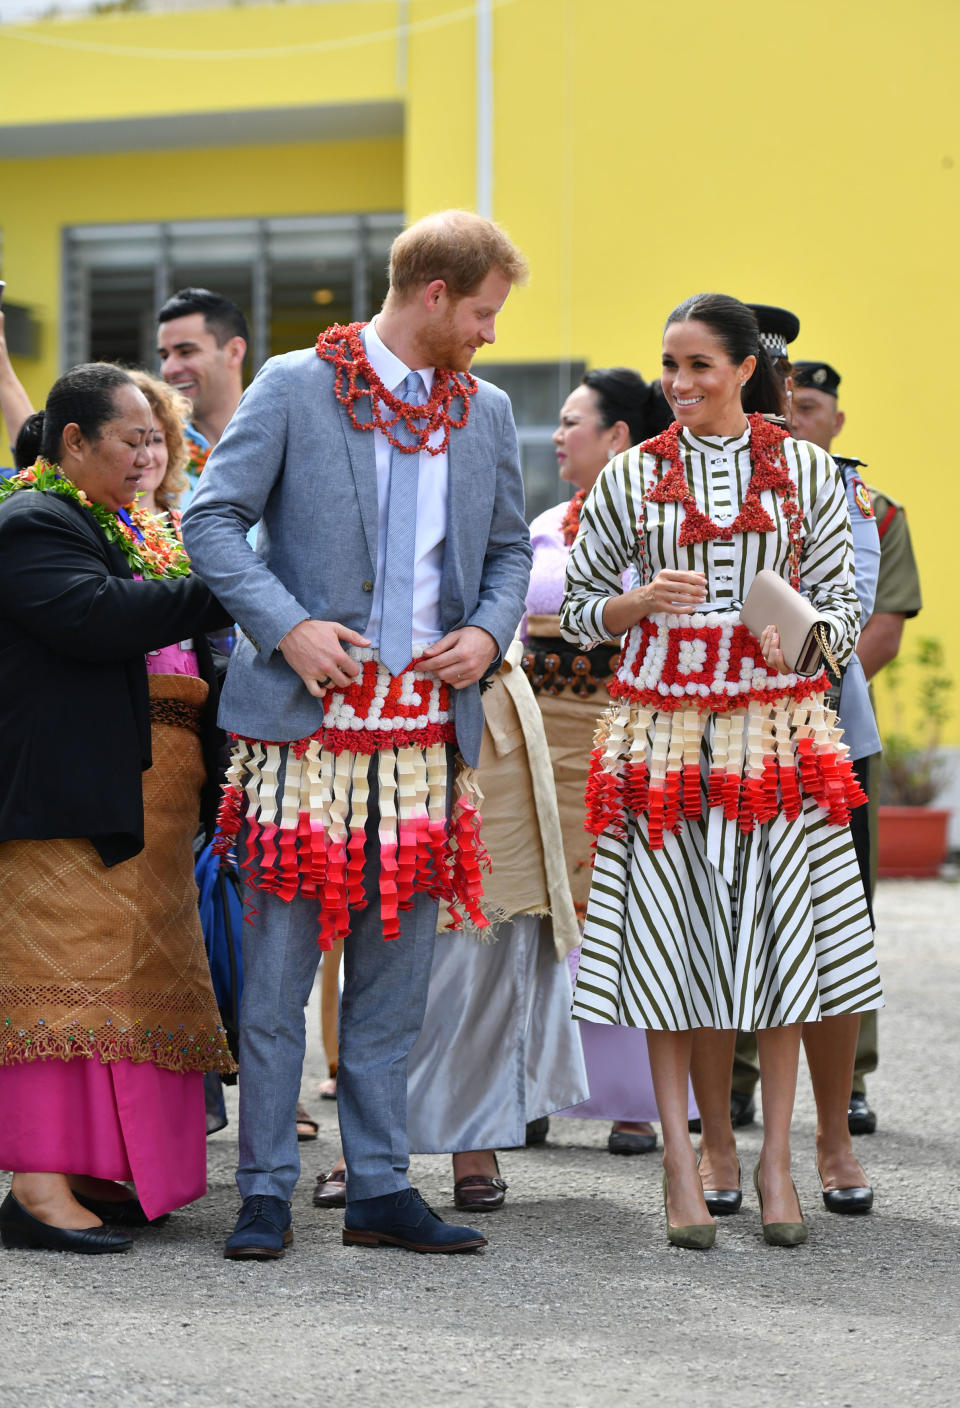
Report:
316,321,478,456
0,459,191,579
560,488,587,547
184,427,211,478
637,414,804,589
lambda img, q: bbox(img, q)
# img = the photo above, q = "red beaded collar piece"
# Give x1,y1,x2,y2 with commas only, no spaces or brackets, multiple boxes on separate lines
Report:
316,321,478,456
560,488,587,547
638,414,804,588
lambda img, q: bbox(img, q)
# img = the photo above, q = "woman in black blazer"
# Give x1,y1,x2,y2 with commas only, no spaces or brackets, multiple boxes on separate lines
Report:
0,363,235,1255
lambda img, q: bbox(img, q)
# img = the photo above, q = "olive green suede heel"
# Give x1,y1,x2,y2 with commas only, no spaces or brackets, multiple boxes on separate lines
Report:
753,1162,808,1247
662,1172,716,1250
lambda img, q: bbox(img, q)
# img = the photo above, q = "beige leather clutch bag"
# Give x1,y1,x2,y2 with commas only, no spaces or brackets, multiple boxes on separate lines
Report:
739,570,835,677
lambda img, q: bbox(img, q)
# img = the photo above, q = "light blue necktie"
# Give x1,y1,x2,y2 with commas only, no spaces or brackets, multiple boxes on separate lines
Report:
379,371,427,676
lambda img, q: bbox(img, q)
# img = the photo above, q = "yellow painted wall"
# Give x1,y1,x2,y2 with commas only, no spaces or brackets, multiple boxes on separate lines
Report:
1,0,957,736
403,0,960,742
0,135,403,402
0,2,400,122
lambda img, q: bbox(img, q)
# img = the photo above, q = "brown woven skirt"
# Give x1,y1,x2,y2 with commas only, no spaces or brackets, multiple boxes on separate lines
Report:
0,674,235,1075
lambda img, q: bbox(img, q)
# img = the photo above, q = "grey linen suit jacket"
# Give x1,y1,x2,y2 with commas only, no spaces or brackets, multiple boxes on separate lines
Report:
181,348,532,768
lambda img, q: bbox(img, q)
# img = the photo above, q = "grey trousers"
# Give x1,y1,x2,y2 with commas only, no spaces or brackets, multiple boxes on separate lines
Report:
235,759,441,1204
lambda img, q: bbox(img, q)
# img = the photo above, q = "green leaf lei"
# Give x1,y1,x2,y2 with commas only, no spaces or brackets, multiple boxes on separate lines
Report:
0,458,191,579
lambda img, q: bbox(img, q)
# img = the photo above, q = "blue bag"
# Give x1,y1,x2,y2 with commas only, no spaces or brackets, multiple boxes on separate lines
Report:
195,837,244,1065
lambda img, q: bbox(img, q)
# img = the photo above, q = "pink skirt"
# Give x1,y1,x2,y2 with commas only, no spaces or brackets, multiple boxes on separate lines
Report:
0,1058,207,1221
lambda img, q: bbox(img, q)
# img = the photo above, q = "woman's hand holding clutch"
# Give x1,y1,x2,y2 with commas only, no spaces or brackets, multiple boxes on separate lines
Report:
759,624,789,675
603,570,707,636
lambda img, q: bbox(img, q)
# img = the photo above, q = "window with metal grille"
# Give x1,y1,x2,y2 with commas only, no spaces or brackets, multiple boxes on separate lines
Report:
61,213,403,376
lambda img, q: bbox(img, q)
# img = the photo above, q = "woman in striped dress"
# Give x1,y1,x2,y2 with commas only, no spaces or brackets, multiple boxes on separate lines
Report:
561,294,882,1248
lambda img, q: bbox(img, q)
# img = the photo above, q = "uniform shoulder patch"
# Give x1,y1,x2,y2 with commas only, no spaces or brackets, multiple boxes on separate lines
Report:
851,475,874,519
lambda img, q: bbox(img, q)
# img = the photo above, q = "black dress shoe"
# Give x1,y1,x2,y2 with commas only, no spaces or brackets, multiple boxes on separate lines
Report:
730,1090,757,1128
689,1090,756,1136
525,1116,549,1146
313,1170,347,1210
73,1193,169,1228
819,1172,874,1215
0,1193,133,1254
607,1127,658,1155
848,1092,877,1135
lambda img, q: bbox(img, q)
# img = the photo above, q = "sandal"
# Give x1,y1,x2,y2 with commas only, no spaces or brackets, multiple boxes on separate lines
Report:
296,1100,319,1142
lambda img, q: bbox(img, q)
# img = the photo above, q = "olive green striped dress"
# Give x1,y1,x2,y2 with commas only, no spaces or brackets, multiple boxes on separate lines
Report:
560,424,883,1032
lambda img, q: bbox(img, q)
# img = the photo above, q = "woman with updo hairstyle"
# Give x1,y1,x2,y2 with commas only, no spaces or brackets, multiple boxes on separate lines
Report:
522,367,688,1155
13,412,44,471
561,294,882,1249
0,362,234,1255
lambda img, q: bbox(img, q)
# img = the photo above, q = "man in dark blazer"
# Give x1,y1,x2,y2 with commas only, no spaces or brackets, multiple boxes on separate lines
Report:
183,210,532,1260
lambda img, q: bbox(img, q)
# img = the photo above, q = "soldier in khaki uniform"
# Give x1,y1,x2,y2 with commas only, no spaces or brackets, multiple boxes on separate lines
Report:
791,362,922,1134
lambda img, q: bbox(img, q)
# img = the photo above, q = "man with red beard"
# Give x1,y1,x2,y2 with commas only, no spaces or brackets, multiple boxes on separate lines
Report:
183,210,532,1260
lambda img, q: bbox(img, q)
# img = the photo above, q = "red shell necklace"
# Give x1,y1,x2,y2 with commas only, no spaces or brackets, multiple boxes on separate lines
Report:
638,413,805,588
560,488,587,547
316,321,478,456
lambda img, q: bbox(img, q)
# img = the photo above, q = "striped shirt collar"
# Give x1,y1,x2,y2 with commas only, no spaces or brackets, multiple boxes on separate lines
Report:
679,423,751,456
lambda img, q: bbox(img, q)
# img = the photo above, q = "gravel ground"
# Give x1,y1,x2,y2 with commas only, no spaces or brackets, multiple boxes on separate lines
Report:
1,877,958,1408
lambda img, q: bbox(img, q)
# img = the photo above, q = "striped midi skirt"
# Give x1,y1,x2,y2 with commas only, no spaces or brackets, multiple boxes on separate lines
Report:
571,788,883,1033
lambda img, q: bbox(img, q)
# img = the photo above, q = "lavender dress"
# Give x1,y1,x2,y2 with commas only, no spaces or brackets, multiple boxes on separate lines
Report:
524,502,696,1122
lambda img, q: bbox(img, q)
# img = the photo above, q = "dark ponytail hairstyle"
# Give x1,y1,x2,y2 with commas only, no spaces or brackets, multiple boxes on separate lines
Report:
581,366,672,448
14,412,45,470
39,362,136,463
663,293,785,418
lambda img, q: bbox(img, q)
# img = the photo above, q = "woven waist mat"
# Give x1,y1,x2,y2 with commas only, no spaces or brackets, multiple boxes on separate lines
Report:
213,650,489,948
149,697,203,733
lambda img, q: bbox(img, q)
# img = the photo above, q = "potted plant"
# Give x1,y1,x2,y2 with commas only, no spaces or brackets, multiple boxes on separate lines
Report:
875,636,954,877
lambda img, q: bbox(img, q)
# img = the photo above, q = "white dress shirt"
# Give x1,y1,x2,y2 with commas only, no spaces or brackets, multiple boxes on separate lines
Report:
361,319,448,649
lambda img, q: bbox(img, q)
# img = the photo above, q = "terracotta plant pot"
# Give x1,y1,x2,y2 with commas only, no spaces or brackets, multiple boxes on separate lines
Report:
876,805,950,878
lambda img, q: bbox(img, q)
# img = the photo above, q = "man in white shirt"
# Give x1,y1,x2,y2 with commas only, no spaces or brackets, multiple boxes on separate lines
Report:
183,210,532,1261
156,288,248,509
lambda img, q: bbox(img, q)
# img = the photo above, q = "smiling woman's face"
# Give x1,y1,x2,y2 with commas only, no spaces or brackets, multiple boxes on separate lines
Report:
660,319,754,438
137,412,170,505
64,384,153,511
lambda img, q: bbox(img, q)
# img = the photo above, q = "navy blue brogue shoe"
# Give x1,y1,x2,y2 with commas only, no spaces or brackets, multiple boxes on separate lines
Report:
223,1195,293,1261
343,1187,487,1254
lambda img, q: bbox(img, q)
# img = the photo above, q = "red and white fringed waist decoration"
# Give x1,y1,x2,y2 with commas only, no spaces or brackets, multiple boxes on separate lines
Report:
213,650,489,948
586,615,866,848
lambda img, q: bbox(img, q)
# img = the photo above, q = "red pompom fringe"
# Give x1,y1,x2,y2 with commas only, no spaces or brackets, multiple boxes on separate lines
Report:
586,744,866,849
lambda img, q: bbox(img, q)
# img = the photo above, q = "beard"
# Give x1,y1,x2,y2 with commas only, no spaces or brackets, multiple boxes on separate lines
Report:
417,312,475,374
